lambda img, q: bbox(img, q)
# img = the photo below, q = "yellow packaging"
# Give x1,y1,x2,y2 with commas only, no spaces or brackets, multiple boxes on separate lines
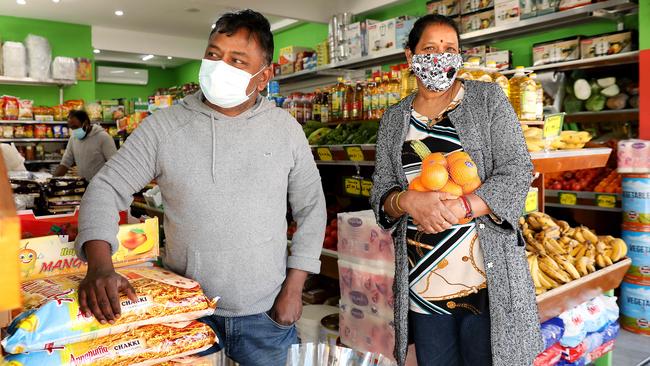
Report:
18,218,159,281
0,216,21,312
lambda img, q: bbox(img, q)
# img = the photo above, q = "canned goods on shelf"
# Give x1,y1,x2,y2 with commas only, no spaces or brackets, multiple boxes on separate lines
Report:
622,174,650,230
620,281,650,336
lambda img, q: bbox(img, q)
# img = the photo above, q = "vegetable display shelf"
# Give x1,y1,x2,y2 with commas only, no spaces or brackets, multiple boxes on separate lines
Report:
564,109,639,124
501,51,639,76
544,190,622,212
0,138,67,143
530,148,612,174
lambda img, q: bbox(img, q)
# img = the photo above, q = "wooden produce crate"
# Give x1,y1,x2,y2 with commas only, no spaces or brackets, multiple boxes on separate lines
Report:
536,258,631,322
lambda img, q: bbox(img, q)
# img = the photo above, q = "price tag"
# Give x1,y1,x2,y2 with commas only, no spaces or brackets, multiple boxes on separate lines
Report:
316,147,333,161
543,113,565,139
343,177,362,196
345,146,365,162
361,179,373,197
524,190,539,214
595,194,617,208
559,192,577,206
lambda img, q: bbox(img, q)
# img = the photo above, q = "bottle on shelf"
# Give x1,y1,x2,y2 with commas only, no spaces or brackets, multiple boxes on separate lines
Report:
282,95,292,113
380,74,389,115
509,66,537,121
457,62,474,80
331,77,346,122
487,61,510,99
352,81,364,121
530,73,544,121
372,76,384,119
321,92,330,123
363,78,374,120
343,80,354,121
389,70,401,107
294,93,305,123
400,64,410,99
469,58,492,83
312,89,322,122
303,94,313,123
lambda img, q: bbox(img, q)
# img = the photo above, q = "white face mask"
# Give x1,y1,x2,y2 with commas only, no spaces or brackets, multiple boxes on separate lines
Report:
199,59,265,109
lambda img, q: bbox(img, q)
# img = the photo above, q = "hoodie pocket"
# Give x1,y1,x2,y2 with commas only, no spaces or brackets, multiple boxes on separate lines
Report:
185,249,201,280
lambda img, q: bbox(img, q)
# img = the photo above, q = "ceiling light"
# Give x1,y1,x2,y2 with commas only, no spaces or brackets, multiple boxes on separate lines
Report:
211,24,216,29
142,55,154,61
17,0,26,5
167,56,173,60
52,0,60,3
109,70,125,74
134,71,140,75
93,49,101,54
114,10,124,16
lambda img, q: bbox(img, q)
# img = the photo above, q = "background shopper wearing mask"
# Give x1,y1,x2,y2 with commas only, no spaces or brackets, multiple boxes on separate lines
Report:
74,9,326,366
53,110,117,180
370,15,544,366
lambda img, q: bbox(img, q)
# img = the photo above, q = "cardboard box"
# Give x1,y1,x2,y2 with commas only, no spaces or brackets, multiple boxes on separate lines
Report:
559,0,591,11
315,41,330,66
281,63,295,75
395,17,416,51
461,9,495,33
462,45,499,65
486,50,512,70
462,0,494,14
278,46,313,65
520,0,536,19
580,31,633,59
495,0,520,26
345,20,378,59
535,0,559,15
368,19,397,55
426,0,461,17
533,37,580,66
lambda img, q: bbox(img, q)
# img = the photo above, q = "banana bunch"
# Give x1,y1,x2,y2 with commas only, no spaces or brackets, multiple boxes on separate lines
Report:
521,126,592,152
559,131,592,150
520,212,628,295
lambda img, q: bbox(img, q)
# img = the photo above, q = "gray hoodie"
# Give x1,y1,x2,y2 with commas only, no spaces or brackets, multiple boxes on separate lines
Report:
76,92,326,317
61,124,117,181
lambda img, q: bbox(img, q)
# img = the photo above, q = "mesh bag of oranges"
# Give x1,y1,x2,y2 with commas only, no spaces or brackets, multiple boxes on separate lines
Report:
1,266,217,354
3,320,216,366
407,142,482,223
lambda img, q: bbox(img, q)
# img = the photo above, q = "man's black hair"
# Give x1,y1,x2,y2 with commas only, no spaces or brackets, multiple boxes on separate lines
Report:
407,14,461,52
211,9,274,65
68,110,90,124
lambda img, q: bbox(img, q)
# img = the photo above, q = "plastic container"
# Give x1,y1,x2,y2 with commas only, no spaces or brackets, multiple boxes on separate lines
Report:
618,140,650,174
457,62,474,80
509,66,537,121
319,313,340,347
2,42,27,78
530,73,544,121
623,225,650,286
469,59,492,82
296,305,339,344
622,174,650,230
620,281,650,336
488,61,509,99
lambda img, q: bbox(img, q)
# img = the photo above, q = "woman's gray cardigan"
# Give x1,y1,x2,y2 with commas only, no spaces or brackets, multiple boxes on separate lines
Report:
370,80,545,366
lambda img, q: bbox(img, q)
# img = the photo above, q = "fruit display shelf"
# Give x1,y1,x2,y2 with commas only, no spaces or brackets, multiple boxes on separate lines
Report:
544,190,622,212
564,109,639,124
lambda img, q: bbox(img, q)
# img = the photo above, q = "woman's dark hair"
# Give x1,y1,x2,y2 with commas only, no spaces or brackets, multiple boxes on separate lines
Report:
68,110,90,124
407,14,461,52
211,9,274,65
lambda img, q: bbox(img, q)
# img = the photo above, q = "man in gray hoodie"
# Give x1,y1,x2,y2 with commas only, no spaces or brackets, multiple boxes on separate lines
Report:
74,9,326,365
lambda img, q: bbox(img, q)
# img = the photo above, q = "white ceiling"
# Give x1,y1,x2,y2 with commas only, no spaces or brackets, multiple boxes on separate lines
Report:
94,50,191,68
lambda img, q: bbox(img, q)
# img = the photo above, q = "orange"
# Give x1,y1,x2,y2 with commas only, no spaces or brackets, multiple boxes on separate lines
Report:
462,177,482,194
446,151,470,165
420,163,449,191
449,159,479,186
409,177,429,192
423,152,447,168
458,218,472,225
439,180,463,197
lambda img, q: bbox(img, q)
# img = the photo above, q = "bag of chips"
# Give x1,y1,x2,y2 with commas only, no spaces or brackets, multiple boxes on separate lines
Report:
4,321,216,366
2,266,218,354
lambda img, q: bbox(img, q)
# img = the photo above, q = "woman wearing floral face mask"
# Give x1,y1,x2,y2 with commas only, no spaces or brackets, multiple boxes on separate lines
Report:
370,15,543,366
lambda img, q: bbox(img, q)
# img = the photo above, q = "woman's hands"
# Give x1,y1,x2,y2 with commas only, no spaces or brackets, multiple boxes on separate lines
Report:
400,191,462,234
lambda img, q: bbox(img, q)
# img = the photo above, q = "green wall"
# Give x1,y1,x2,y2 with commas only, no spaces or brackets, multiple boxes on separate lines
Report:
0,15,94,105
641,0,650,50
95,62,177,101
272,23,329,62
174,61,201,85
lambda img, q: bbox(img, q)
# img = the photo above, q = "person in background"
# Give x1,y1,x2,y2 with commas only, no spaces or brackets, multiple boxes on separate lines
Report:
74,9,326,366
370,14,543,366
0,143,27,172
53,110,117,180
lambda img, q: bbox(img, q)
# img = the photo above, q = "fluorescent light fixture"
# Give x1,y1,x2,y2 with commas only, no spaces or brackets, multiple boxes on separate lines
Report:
167,56,173,60
52,0,60,3
17,0,26,5
142,54,155,61
134,71,140,75
114,10,124,16
109,70,125,74
93,49,101,54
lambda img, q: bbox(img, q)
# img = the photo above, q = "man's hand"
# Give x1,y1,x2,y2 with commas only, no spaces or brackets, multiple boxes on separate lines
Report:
78,240,137,324
270,269,307,326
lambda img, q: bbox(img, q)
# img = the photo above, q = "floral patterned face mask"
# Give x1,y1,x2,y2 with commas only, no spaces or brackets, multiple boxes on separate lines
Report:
411,53,463,92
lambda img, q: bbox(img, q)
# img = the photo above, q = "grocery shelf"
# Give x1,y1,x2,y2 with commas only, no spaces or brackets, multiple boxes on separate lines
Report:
564,109,639,123
0,120,65,125
0,138,67,142
530,148,612,174
316,160,376,167
521,120,545,126
0,75,76,87
501,51,639,75
545,202,622,212
544,190,622,212
461,0,637,45
545,190,621,200
131,201,164,216
24,160,60,164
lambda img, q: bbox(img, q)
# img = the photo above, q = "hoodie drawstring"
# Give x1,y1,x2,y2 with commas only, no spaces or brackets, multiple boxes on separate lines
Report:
211,114,217,184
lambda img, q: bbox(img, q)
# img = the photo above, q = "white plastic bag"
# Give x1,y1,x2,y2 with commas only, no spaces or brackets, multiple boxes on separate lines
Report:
286,343,397,366
25,34,52,80
2,42,27,78
51,56,76,80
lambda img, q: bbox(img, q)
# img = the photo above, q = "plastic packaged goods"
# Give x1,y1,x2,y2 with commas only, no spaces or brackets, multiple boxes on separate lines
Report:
2,266,218,354
534,343,563,366
25,34,52,80
51,57,77,81
388,70,401,107
530,73,544,121
487,61,509,99
18,99,33,120
2,41,27,78
509,66,537,121
4,321,216,366
3,95,20,120
540,317,565,350
343,81,354,121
